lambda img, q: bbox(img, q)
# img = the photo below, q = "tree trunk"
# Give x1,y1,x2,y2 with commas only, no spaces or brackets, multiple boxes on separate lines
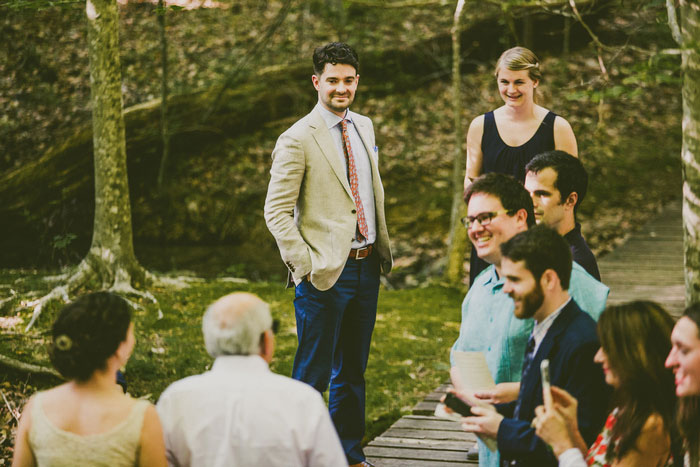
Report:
522,15,534,49
444,0,469,284
85,0,145,286
678,1,700,304
157,0,170,191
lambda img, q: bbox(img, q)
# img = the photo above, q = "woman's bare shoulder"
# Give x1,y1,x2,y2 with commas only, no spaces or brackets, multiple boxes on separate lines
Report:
469,114,485,129
641,413,668,436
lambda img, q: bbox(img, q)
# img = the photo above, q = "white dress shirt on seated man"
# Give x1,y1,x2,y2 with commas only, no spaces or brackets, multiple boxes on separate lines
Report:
156,354,346,467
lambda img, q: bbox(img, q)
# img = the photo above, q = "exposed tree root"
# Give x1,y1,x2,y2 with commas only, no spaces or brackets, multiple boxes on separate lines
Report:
216,277,249,284
109,269,163,320
17,254,201,330
41,271,73,284
147,271,203,289
0,353,61,378
0,289,17,307
21,260,93,331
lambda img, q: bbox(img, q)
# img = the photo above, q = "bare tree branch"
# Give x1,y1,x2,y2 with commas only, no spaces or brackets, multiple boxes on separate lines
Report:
666,0,683,45
0,353,61,378
345,0,444,6
1,390,20,422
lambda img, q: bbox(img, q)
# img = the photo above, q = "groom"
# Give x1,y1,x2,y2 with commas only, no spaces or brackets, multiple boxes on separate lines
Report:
264,42,392,466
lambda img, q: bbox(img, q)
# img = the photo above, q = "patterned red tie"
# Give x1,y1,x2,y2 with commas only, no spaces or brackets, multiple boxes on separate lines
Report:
340,119,369,240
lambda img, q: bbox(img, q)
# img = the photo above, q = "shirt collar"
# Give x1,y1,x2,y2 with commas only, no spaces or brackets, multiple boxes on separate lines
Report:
315,102,352,129
533,297,571,334
482,265,505,289
529,297,570,352
211,354,270,374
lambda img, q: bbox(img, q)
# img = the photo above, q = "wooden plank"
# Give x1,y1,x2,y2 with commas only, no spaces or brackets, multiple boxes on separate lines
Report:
392,418,465,431
370,436,472,451
609,285,685,293
365,457,474,466
607,291,684,301
365,445,471,462
381,427,475,441
599,252,683,260
599,271,684,281
413,400,439,415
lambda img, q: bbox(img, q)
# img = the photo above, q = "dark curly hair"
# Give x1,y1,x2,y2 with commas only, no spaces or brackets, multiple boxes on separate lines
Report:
500,224,572,289
49,292,132,381
312,42,359,76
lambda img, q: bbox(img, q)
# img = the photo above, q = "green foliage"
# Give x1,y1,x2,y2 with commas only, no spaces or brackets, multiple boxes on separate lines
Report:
51,233,76,251
0,0,81,10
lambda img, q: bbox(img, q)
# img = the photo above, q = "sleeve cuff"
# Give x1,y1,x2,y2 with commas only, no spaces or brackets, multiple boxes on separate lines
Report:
558,448,587,467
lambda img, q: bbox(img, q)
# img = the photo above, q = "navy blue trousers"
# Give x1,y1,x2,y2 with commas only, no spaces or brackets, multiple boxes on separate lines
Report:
292,252,380,464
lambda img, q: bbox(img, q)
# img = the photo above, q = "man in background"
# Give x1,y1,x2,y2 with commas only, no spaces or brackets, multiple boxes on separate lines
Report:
524,150,600,280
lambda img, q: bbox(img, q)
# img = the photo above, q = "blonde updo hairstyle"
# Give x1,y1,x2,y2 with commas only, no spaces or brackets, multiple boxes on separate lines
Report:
494,46,542,83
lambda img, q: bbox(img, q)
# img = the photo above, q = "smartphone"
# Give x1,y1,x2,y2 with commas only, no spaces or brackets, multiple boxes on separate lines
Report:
444,392,472,417
540,359,553,409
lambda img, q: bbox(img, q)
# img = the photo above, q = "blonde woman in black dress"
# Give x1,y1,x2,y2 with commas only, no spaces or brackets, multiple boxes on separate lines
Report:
465,46,578,285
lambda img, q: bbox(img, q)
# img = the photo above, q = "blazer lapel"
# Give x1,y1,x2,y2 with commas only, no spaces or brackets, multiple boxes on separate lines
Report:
520,300,578,419
352,113,384,203
309,109,353,199
533,301,578,365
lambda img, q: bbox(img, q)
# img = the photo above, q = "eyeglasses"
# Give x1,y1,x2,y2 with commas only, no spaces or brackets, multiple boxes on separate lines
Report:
461,209,513,229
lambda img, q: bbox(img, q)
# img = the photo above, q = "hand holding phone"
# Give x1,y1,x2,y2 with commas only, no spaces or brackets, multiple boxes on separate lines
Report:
444,392,473,417
540,359,553,410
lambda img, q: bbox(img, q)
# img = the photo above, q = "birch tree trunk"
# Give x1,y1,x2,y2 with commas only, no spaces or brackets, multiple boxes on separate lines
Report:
679,1,700,303
157,0,170,191
85,0,145,286
444,0,469,283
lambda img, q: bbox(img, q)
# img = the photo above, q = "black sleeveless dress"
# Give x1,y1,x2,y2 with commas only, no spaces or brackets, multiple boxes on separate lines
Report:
469,110,557,285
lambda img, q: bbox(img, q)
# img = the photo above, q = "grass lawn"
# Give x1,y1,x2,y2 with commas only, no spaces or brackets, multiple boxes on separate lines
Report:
0,271,464,457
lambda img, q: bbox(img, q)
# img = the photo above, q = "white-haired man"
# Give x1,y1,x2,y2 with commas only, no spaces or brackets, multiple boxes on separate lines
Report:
156,292,346,467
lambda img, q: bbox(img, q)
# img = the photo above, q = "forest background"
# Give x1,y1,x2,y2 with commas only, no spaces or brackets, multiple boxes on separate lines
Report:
0,0,684,462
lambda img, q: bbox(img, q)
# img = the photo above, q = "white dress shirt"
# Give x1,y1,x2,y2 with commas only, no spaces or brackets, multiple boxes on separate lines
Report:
531,297,571,355
156,355,346,467
316,103,377,248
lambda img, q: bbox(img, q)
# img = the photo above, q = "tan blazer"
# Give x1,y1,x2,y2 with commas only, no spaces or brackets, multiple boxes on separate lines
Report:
264,107,392,291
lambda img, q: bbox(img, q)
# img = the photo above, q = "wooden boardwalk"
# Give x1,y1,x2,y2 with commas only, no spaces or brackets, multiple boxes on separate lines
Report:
366,383,478,466
366,201,686,465
598,199,685,317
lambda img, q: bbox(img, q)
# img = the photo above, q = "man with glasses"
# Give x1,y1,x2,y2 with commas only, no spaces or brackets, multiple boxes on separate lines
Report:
157,292,347,467
450,173,608,467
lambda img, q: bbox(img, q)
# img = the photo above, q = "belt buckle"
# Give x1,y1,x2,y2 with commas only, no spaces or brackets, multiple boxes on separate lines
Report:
352,246,369,260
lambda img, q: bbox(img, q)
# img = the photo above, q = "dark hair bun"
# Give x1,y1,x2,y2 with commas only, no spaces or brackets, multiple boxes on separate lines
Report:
49,292,131,381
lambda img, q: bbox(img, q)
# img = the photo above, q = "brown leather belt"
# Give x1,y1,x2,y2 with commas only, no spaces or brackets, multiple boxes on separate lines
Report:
348,244,373,260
